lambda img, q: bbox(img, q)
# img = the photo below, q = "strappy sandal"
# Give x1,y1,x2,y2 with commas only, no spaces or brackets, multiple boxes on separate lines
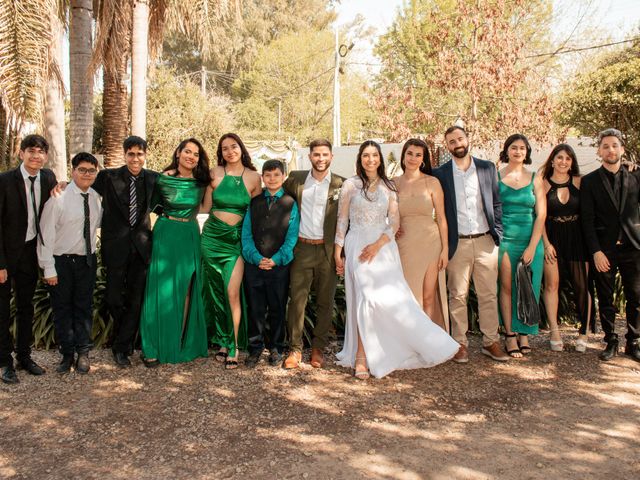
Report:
215,349,228,363
354,354,370,380
225,345,239,370
549,329,563,352
504,333,522,358
517,334,532,354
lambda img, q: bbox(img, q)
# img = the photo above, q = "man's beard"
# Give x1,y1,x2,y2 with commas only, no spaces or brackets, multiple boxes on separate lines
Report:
451,146,469,159
602,155,621,165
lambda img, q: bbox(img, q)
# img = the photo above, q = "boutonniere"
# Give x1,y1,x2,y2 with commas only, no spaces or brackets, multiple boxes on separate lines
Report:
330,190,340,201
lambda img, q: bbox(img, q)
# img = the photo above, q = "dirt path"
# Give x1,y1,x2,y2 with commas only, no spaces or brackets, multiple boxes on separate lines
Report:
1,325,639,479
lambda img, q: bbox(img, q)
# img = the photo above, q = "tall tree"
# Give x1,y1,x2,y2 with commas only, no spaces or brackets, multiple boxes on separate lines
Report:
0,0,64,170
69,0,94,156
44,12,68,180
161,0,336,94
374,0,557,145
130,0,150,138
558,43,640,162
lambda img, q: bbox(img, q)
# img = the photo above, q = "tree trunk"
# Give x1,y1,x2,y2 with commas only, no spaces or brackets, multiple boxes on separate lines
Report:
69,0,94,156
131,0,149,138
44,14,68,180
102,61,129,167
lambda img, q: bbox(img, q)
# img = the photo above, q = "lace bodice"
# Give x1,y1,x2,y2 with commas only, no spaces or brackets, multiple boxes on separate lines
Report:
335,176,399,247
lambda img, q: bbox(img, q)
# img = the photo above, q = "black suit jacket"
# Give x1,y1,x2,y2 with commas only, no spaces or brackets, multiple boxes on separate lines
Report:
432,157,503,259
92,166,159,267
580,166,640,254
0,166,57,272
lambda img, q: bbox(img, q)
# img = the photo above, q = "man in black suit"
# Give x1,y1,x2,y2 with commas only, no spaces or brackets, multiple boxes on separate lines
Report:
581,128,640,362
432,125,508,363
92,136,159,367
0,134,58,383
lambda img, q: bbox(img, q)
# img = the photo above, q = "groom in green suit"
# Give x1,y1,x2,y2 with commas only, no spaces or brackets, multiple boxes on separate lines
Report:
283,139,344,369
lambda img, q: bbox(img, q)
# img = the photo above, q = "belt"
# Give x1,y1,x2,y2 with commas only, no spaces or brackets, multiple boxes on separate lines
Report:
163,214,191,223
548,214,579,223
298,237,324,245
459,231,489,240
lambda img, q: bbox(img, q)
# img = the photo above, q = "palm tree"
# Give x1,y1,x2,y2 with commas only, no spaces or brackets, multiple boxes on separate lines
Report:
69,0,94,156
0,0,65,172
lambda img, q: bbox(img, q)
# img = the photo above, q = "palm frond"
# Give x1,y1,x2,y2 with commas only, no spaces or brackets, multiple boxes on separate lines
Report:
0,0,59,125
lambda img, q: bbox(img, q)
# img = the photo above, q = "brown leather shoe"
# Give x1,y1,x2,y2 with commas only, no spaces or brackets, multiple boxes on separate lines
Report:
283,351,302,369
452,344,469,364
310,348,324,368
481,341,510,362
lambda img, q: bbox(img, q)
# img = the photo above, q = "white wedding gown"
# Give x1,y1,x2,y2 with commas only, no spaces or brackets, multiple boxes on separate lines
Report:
335,177,459,378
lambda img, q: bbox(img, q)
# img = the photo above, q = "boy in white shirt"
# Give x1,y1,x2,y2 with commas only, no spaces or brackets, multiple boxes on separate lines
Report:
38,153,103,374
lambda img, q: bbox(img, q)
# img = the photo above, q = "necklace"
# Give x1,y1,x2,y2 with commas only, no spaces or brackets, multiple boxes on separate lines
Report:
368,176,380,190
225,166,245,186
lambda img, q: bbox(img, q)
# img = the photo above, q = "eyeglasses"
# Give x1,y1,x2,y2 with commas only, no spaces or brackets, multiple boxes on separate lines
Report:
76,167,98,175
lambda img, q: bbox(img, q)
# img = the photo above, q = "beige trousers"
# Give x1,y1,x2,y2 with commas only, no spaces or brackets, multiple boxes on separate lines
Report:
446,234,500,347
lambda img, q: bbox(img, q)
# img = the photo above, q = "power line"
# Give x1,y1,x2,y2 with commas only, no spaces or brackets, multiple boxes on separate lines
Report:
526,36,640,58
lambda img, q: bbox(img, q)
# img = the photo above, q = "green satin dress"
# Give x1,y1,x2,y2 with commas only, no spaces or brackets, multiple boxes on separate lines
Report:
201,174,251,357
140,175,208,364
498,171,543,335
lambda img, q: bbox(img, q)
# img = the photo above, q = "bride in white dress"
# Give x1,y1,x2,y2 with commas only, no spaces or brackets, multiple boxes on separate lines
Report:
334,141,459,379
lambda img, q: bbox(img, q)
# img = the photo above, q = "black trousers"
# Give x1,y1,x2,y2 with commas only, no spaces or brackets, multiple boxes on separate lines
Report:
244,263,290,355
0,239,38,367
106,248,148,354
593,245,640,342
48,254,97,355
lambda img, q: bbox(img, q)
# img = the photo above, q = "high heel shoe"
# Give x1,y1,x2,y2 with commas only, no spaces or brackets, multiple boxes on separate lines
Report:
504,333,522,358
549,329,563,352
225,344,239,370
575,338,588,353
354,354,370,380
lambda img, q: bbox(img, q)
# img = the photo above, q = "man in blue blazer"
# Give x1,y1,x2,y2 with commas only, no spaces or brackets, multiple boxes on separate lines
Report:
432,126,507,363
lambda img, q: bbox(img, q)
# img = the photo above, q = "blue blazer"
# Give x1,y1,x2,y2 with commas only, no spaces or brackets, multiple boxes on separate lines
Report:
432,157,503,259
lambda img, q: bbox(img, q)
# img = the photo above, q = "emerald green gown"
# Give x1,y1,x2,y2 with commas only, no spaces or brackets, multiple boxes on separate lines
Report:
498,171,543,335
201,174,251,357
140,175,208,364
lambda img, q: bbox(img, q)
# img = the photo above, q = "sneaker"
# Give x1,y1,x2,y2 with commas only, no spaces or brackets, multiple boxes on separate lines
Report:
481,342,510,362
268,350,283,366
452,344,469,364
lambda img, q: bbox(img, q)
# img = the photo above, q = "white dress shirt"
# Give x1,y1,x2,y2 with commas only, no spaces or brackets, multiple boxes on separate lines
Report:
298,170,331,240
38,182,103,278
452,160,490,236
20,163,41,242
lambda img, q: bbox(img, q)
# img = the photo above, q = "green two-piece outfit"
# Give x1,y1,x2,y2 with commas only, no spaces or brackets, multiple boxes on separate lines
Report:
201,173,250,357
140,175,208,363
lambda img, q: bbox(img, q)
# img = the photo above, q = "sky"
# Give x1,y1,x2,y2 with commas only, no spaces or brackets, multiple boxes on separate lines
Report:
334,0,640,62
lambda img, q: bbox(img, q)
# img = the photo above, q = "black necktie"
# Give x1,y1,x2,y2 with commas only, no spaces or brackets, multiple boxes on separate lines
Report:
81,193,92,266
28,176,44,245
129,176,138,227
267,196,275,210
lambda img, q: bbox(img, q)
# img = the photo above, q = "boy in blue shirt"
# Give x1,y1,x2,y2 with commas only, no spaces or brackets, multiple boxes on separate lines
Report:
242,160,299,367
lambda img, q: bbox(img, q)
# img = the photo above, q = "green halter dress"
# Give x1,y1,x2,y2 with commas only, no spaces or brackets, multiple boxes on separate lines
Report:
140,175,208,363
201,173,251,357
497,170,543,335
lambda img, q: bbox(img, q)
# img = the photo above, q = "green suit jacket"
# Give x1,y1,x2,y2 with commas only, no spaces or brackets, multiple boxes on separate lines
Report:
284,170,344,261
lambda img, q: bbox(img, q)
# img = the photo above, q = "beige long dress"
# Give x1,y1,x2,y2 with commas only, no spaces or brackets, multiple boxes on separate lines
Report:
397,186,449,332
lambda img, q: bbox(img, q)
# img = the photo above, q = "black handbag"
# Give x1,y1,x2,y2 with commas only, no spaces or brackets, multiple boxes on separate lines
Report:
516,259,540,327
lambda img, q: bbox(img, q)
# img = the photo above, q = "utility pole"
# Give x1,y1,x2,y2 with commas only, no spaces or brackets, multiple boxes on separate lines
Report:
332,27,341,147
201,66,206,96
277,99,282,134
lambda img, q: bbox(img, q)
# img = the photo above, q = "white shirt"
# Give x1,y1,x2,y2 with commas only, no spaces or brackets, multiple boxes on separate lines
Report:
452,159,490,236
20,163,41,242
38,182,103,278
298,170,331,240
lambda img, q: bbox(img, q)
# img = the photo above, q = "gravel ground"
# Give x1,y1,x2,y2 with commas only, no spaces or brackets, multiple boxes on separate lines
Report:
1,321,639,480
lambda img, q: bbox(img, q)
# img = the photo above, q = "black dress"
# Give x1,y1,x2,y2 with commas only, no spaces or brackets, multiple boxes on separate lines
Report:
545,178,590,334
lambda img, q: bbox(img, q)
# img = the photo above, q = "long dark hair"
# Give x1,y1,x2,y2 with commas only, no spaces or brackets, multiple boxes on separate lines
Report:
400,138,431,175
164,138,211,186
542,143,580,180
356,140,397,201
216,133,256,171
499,133,532,164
